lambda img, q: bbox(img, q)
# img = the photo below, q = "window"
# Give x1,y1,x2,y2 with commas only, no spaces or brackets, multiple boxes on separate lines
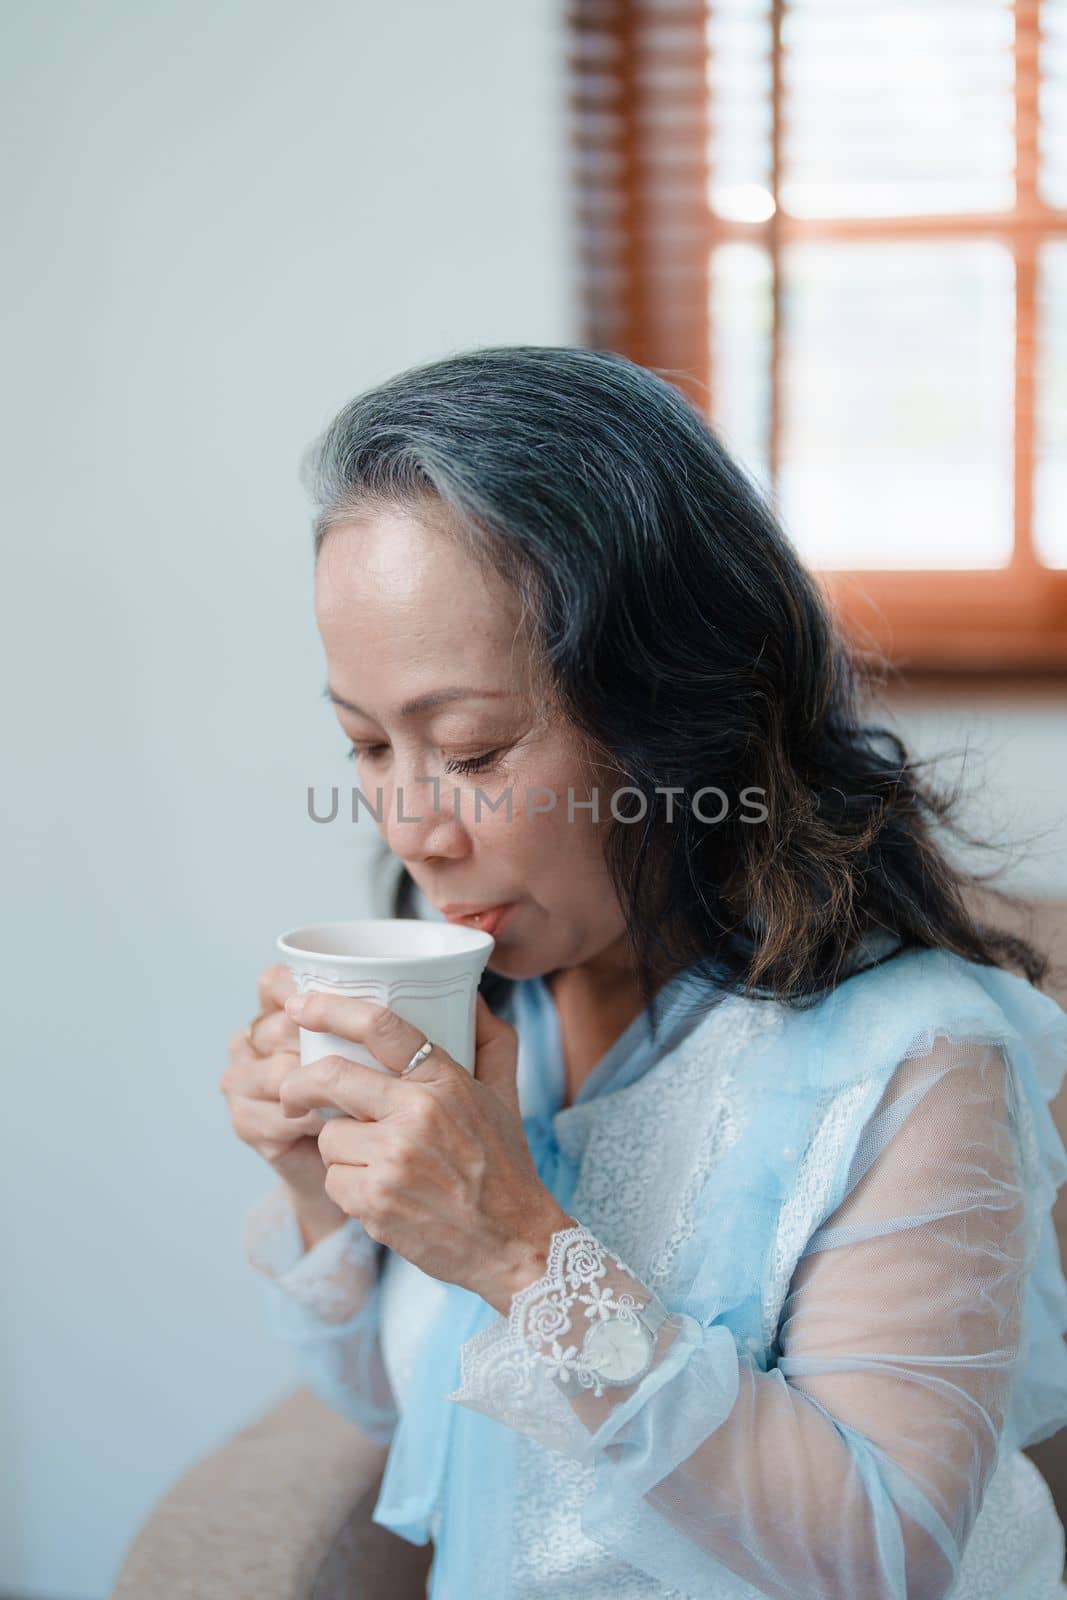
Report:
568,0,1067,669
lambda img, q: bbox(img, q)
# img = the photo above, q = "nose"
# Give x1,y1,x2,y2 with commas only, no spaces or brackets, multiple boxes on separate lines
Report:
383,769,470,867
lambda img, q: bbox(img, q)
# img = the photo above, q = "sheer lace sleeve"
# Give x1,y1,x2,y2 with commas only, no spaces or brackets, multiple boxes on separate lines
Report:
447,1036,1032,1599
244,1181,398,1443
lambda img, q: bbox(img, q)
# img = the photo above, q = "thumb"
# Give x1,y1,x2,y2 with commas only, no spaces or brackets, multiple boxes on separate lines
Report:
472,991,520,1099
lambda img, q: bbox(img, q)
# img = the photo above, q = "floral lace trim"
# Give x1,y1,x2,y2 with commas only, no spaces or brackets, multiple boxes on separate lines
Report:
446,1220,678,1453
516,1221,668,1402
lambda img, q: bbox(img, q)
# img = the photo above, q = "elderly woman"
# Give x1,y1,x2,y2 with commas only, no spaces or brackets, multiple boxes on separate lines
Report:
223,346,1067,1600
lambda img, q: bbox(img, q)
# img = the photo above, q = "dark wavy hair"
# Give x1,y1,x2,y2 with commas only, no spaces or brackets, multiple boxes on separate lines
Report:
300,344,1051,1033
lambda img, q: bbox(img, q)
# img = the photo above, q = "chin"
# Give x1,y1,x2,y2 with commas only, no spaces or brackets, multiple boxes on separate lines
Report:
485,947,552,984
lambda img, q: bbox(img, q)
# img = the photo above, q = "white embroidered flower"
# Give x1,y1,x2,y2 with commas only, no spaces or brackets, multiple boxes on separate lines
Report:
540,1339,582,1383
526,1290,572,1342
564,1237,607,1288
577,1278,618,1319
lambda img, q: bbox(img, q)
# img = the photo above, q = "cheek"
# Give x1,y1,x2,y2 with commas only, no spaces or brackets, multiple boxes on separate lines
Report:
466,773,555,856
474,802,537,860
474,745,610,867
504,790,612,877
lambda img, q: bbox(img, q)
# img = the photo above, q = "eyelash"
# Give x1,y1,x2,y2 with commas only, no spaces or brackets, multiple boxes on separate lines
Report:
343,744,500,777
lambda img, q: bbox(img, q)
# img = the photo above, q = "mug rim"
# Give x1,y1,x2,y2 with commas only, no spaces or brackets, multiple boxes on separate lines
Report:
277,915,494,965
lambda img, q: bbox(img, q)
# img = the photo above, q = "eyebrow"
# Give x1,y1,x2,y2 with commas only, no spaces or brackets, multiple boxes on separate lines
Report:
322,683,511,720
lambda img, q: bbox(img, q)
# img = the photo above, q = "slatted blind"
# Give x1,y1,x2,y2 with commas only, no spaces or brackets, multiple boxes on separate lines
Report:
567,0,1067,668
569,3,713,413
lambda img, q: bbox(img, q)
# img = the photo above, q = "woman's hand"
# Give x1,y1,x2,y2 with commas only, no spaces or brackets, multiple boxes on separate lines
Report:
219,964,346,1231
277,990,571,1314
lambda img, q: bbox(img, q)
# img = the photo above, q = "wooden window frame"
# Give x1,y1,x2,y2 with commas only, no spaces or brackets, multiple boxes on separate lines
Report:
567,0,1067,673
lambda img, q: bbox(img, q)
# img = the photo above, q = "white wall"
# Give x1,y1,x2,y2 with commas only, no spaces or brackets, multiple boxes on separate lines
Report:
882,681,1067,899
0,3,573,1595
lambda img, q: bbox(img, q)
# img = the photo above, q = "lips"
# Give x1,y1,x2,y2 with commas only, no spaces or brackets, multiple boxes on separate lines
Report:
441,902,517,937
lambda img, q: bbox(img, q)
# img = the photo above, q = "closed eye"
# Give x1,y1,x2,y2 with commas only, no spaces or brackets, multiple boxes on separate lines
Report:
343,744,500,777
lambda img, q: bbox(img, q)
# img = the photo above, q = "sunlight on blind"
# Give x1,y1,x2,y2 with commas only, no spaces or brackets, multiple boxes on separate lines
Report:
1035,241,1067,567
1040,0,1067,207
706,2,773,221
776,241,1015,569
780,0,1015,219
709,244,772,493
706,0,1016,223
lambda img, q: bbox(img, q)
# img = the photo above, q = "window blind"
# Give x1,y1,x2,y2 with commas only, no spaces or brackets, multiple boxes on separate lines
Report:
567,0,1067,669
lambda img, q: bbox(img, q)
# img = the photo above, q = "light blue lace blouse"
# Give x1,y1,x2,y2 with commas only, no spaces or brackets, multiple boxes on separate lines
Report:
244,935,1067,1599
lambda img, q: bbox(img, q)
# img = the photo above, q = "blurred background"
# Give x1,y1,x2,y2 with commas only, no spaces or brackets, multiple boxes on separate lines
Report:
1,2,1064,1596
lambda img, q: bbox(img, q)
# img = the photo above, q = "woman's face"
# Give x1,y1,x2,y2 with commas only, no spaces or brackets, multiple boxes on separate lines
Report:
314,504,629,982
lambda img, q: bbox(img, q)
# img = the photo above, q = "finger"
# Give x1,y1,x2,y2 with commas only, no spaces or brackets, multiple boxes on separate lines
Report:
317,1114,387,1169
472,992,519,1086
322,1161,377,1222
284,992,435,1078
227,1023,296,1075
474,990,514,1048
279,1055,400,1122
258,963,298,1013
247,1006,300,1055
231,1094,325,1144
221,1046,299,1100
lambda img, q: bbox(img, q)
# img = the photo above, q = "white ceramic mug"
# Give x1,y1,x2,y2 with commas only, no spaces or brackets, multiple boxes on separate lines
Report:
276,917,496,1118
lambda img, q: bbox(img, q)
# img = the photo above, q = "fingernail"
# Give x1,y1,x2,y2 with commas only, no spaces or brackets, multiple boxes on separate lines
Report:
285,996,305,1018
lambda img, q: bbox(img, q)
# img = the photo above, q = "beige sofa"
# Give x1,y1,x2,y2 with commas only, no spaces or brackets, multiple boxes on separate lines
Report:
111,896,1067,1599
